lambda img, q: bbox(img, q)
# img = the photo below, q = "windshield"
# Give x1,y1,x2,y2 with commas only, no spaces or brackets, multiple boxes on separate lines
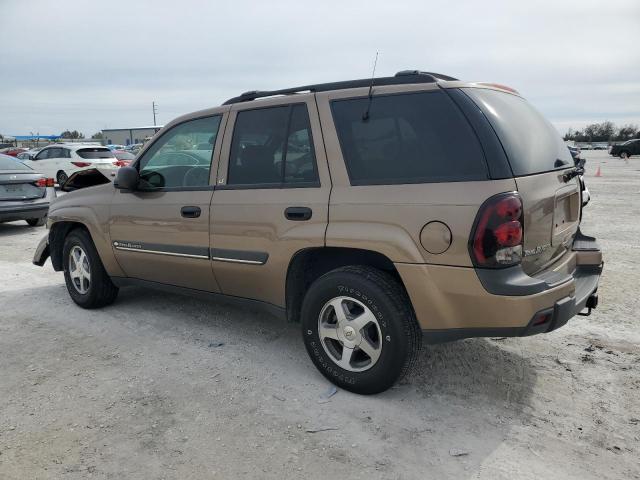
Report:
0,154,32,170
463,88,573,176
76,148,115,159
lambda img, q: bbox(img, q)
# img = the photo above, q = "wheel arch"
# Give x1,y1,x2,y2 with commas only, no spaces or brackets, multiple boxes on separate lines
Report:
49,221,89,271
285,246,406,323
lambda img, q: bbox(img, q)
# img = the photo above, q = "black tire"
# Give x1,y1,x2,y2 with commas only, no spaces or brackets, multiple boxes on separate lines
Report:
620,151,630,160
26,217,46,227
56,170,68,186
62,228,119,309
301,265,421,395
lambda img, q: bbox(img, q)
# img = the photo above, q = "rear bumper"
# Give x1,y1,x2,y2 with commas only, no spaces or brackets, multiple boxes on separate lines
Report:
0,187,55,223
396,230,602,343
0,202,50,222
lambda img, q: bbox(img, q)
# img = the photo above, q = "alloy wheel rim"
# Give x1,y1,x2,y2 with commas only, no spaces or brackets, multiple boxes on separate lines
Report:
69,245,91,294
317,296,382,372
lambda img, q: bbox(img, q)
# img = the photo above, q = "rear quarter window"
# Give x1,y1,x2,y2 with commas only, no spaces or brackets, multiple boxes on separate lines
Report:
462,88,573,176
330,90,488,185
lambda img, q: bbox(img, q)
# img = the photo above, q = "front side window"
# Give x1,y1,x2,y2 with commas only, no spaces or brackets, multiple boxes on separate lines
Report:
331,91,488,185
137,115,222,189
34,149,50,160
227,104,318,186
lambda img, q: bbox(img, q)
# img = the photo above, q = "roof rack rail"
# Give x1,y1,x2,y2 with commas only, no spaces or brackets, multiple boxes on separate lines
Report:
222,70,458,105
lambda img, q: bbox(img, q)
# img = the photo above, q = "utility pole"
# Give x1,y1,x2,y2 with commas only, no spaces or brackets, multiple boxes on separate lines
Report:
152,101,158,126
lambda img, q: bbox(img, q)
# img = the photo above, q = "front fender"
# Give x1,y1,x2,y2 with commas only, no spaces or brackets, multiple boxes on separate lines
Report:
48,205,124,277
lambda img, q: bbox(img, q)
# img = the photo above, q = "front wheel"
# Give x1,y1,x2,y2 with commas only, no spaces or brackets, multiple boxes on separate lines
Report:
63,229,119,308
620,151,630,160
301,266,421,395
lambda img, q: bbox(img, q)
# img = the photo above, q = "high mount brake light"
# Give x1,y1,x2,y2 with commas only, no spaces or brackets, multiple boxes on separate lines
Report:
470,192,524,268
35,178,55,187
71,161,92,167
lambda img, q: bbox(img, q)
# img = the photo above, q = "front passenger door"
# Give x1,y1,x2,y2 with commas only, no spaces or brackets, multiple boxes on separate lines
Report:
109,114,226,291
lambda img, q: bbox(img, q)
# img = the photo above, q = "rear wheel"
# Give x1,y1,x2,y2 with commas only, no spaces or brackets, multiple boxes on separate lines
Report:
26,217,46,227
56,170,68,186
63,229,118,308
301,266,421,395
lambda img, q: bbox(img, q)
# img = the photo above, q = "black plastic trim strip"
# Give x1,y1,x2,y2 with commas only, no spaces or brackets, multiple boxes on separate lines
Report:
445,88,513,179
111,241,269,265
210,248,268,265
112,241,210,259
475,264,572,296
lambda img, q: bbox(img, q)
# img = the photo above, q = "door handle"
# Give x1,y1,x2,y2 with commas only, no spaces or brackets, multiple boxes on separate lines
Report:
181,206,201,218
284,206,312,221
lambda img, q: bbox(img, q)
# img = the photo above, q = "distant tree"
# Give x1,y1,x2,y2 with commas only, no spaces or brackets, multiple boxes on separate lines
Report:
615,124,638,141
91,132,104,140
60,130,85,139
563,128,574,141
564,121,639,143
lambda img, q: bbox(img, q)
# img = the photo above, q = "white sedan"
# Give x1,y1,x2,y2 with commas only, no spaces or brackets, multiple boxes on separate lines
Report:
22,144,120,185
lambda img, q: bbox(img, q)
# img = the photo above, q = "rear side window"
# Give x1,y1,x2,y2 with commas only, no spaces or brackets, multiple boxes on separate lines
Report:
76,148,115,159
463,88,573,176
331,91,488,185
227,104,319,186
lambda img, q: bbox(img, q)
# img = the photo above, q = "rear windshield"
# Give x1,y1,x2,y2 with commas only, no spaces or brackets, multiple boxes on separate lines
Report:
463,88,572,176
331,91,488,185
0,155,32,170
76,148,115,159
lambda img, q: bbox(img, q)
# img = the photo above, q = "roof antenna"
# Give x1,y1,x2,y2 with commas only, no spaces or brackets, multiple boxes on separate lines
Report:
362,51,379,122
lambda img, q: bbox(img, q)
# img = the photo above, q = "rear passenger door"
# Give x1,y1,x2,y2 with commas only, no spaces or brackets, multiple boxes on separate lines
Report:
210,96,331,308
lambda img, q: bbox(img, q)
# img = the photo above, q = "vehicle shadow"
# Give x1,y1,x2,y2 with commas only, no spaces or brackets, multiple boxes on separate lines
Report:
110,286,537,474
0,222,43,237
7,283,538,478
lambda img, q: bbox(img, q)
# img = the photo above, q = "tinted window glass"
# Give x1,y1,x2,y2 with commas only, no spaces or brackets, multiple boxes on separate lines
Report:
115,151,135,160
228,104,318,186
34,149,50,160
283,105,318,184
331,91,487,185
138,115,221,189
463,88,573,175
0,154,32,170
76,148,115,159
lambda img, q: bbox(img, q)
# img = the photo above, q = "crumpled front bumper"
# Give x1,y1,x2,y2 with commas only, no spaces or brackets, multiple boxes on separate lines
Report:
33,234,50,266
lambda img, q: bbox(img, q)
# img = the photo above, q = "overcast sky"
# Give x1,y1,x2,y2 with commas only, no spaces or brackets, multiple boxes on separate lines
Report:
1,0,639,137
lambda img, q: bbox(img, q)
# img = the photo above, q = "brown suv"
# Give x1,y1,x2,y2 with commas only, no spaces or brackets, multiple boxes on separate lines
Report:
34,71,602,394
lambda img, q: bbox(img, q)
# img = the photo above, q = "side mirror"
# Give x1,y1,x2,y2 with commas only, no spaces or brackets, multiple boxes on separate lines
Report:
114,166,139,190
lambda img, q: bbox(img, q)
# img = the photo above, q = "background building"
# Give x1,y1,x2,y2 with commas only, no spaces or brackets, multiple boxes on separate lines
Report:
101,126,162,146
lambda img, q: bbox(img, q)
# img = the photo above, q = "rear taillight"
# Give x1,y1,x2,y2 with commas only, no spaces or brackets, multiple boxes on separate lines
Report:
71,161,92,167
113,160,130,167
35,178,55,187
470,192,524,268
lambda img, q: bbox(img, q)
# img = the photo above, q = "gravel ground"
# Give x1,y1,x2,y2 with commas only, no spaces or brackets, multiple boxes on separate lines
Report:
0,150,638,479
